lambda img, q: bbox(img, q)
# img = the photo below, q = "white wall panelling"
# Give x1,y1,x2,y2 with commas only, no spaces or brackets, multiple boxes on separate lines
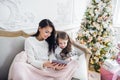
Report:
0,0,89,31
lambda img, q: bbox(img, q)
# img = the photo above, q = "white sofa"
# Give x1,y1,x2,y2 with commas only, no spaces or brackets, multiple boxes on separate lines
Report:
0,30,89,80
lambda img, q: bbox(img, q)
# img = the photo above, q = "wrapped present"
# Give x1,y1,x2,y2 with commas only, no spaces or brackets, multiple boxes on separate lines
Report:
100,67,113,80
102,59,119,72
101,59,120,80
112,70,120,80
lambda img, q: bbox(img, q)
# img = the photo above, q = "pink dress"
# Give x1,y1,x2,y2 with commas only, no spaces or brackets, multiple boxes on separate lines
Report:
8,37,78,80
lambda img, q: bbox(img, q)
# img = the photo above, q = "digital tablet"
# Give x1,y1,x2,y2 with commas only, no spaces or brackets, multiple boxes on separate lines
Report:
52,60,69,65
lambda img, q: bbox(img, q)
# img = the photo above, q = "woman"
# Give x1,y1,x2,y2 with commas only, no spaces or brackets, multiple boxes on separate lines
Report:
8,19,78,80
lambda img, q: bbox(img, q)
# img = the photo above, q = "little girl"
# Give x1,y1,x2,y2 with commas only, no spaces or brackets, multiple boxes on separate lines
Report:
55,31,78,61
55,31,81,80
55,31,91,80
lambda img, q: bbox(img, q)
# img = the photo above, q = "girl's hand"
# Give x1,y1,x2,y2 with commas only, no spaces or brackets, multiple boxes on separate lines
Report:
85,48,92,54
65,58,72,61
54,64,66,70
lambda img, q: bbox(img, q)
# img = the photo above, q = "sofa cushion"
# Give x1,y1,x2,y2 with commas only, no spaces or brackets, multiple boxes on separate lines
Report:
0,36,89,80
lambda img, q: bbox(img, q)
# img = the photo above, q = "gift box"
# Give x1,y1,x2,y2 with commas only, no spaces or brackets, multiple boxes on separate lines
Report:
100,67,113,80
100,59,120,80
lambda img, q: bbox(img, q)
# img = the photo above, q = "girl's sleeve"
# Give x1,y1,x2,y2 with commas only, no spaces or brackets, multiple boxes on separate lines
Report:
69,47,79,60
24,38,44,69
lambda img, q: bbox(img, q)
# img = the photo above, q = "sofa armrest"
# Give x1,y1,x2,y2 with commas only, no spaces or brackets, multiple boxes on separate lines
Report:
72,41,92,80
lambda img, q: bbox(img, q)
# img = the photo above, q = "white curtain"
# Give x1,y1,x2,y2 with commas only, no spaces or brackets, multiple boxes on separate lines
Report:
113,0,120,27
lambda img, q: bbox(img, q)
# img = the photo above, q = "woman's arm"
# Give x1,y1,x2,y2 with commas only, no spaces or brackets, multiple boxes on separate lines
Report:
25,37,59,70
25,38,45,69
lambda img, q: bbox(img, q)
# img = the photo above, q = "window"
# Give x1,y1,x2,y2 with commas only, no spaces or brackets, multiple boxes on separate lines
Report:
113,0,120,27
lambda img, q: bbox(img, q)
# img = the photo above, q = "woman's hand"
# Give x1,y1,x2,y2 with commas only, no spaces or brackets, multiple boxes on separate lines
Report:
43,61,54,68
43,61,66,70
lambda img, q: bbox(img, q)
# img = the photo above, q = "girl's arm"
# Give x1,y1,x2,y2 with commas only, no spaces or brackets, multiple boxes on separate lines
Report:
71,39,92,55
65,55,78,61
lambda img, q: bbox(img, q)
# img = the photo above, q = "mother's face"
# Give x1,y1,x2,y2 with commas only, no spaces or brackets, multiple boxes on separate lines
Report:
39,26,53,40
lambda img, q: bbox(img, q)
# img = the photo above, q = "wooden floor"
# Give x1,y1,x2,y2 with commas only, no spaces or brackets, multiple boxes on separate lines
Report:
88,70,100,80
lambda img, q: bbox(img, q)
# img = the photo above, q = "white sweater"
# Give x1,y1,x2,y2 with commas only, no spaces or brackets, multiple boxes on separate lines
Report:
24,37,56,69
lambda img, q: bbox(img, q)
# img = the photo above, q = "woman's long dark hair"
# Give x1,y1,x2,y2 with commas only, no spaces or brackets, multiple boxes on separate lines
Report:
32,19,56,53
56,31,72,58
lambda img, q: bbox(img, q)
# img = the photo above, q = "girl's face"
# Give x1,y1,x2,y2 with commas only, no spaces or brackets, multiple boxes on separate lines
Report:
58,38,68,49
39,26,53,40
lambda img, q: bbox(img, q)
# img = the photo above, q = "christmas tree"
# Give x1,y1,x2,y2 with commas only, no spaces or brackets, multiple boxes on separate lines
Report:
77,0,117,72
